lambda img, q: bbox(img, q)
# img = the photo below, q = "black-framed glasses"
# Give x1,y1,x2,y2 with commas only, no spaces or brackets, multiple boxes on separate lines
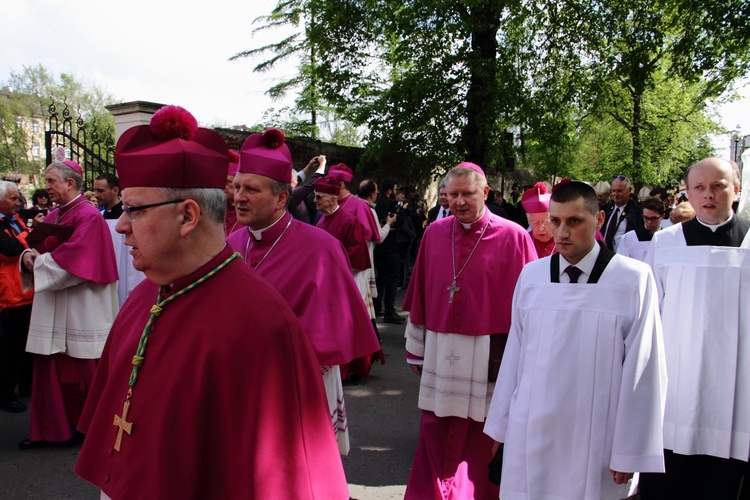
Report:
611,175,627,181
643,216,662,222
123,199,185,221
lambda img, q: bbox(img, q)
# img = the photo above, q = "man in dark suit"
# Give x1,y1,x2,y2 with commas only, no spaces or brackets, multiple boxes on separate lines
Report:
426,182,450,226
374,179,407,323
602,175,643,251
486,189,510,220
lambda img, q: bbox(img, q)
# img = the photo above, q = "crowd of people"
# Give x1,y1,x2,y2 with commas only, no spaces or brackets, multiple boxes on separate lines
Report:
0,104,747,499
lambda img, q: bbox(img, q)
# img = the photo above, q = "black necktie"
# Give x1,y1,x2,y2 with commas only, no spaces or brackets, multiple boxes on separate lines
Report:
604,208,620,248
565,265,583,283
440,208,448,218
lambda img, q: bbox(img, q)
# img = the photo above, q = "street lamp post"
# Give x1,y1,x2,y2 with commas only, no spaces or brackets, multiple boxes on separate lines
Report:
731,124,742,163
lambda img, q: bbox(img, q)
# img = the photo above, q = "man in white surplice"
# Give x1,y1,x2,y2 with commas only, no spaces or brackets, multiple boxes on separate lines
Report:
640,158,750,499
484,181,667,500
18,161,119,449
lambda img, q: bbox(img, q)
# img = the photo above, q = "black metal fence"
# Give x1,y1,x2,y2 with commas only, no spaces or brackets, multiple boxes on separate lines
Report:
44,97,115,190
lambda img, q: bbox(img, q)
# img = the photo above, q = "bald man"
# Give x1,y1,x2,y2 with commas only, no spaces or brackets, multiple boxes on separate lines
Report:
641,158,750,499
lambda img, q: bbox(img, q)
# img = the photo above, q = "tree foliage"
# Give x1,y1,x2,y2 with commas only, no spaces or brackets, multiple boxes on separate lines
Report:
230,0,326,139
243,0,750,185
0,65,114,184
0,90,38,174
0,65,116,180
560,0,748,184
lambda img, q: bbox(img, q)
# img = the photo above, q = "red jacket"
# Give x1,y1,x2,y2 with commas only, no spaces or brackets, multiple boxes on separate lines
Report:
0,214,33,310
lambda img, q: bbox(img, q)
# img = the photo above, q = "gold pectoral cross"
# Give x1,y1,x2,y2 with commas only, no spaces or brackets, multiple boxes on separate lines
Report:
447,280,461,304
113,399,133,452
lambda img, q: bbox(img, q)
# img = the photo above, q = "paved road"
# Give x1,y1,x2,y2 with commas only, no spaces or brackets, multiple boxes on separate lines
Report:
0,305,419,499
342,315,420,499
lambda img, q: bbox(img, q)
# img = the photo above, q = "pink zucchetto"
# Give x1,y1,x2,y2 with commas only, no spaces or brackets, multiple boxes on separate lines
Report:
454,161,486,178
237,128,293,183
115,105,229,189
61,160,83,176
328,163,354,183
521,182,551,213
315,176,342,196
227,149,240,177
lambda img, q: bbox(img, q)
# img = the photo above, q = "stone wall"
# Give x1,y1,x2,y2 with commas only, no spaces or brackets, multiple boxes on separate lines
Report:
216,128,364,174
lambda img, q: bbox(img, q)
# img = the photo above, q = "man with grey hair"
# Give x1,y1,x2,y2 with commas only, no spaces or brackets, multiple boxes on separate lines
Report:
641,157,750,499
426,179,450,225
18,160,119,449
603,175,643,251
402,162,537,499
0,180,40,413
75,107,349,498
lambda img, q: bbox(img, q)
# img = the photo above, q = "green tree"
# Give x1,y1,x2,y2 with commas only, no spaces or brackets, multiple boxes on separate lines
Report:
243,0,526,178
0,88,40,174
1,64,117,181
248,0,750,185
230,0,326,139
0,64,54,176
562,0,748,183
318,109,364,147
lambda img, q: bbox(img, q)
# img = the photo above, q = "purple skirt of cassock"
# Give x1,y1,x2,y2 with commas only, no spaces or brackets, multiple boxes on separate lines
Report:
405,410,500,500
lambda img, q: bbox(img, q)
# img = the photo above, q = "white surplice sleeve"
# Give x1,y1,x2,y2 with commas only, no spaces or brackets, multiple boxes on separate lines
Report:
483,273,525,443
609,266,667,473
32,252,86,292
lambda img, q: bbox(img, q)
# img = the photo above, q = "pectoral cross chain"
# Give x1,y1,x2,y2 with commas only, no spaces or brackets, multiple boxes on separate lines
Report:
113,399,133,452
447,280,461,304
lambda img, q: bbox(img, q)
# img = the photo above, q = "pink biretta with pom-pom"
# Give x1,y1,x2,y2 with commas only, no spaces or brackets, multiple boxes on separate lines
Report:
237,128,294,183
315,176,342,196
115,105,229,189
521,182,551,213
328,163,354,183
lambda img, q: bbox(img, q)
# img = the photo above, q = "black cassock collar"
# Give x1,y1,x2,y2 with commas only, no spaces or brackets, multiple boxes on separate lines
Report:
550,242,615,284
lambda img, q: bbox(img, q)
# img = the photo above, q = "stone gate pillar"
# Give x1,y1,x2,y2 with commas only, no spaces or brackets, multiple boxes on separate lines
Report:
106,101,165,144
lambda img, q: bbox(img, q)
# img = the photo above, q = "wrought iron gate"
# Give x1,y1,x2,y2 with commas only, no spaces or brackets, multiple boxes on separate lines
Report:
44,97,115,190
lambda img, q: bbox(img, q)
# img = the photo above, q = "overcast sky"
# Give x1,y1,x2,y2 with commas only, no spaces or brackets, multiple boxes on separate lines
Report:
2,0,296,128
2,0,748,157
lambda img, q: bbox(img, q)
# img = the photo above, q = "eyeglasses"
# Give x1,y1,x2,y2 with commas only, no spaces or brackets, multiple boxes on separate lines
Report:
529,219,550,228
643,216,662,222
611,175,627,181
122,199,185,221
